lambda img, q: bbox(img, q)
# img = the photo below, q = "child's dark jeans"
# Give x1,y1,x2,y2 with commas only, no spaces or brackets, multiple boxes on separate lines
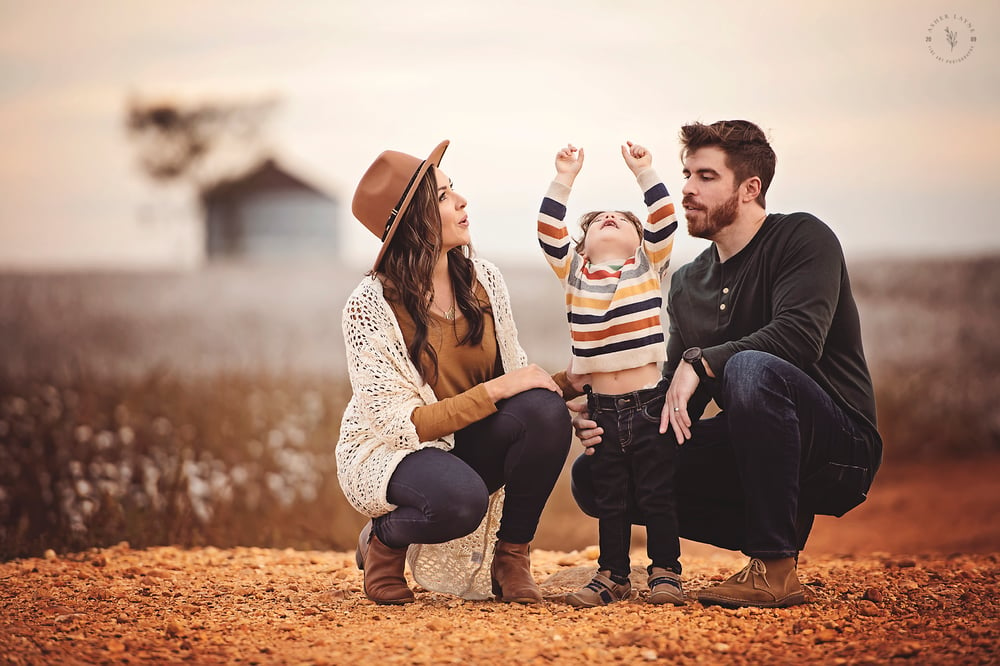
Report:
586,379,681,579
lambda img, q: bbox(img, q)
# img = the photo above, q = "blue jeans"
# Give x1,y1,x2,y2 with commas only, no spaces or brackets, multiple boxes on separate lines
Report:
572,351,881,559
374,388,571,548
586,380,680,579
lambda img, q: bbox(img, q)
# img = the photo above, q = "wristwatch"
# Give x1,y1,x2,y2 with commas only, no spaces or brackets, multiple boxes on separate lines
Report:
682,346,709,381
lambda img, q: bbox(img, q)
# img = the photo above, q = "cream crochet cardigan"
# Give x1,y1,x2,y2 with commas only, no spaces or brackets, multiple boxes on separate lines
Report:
336,257,528,599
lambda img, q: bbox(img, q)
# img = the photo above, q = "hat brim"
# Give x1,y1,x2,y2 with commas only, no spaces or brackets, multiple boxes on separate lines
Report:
372,139,450,272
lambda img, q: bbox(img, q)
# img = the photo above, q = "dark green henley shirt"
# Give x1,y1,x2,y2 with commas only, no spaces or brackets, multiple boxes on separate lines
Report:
666,212,881,450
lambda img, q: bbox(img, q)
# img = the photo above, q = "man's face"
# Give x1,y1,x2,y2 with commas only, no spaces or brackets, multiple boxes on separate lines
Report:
681,147,740,240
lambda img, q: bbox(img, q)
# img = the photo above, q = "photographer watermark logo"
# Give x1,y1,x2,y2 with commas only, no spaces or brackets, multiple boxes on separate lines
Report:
926,14,976,63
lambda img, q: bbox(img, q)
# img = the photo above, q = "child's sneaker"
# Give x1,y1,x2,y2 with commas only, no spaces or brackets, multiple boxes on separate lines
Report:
565,570,631,607
647,567,686,605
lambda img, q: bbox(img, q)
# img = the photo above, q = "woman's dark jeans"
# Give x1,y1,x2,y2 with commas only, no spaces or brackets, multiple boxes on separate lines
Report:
374,388,571,549
586,380,680,578
572,351,881,559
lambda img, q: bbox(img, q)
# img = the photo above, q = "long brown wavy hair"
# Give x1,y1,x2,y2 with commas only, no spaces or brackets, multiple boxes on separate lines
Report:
375,166,489,384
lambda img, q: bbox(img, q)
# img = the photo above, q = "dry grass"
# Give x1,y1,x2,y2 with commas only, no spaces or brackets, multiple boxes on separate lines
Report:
1,255,998,559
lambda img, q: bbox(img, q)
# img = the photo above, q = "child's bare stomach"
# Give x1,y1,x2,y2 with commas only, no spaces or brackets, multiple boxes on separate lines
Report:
589,363,662,395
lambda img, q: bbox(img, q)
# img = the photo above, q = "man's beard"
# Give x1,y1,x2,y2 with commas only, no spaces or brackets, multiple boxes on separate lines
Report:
685,189,740,240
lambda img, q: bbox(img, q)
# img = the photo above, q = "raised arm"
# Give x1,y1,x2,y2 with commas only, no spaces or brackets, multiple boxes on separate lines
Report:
623,141,677,276
538,145,584,283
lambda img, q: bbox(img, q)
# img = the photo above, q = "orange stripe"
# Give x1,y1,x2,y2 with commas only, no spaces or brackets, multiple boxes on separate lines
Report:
649,203,675,224
648,239,674,263
571,315,662,342
538,221,568,239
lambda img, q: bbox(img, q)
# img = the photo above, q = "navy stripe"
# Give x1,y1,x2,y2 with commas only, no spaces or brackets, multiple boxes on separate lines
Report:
645,220,678,243
644,182,670,206
540,239,569,260
568,296,662,325
540,197,567,220
573,333,665,357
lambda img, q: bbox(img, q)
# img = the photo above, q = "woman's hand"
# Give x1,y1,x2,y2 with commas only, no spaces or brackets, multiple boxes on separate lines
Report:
485,364,563,402
622,140,652,176
567,398,602,455
554,144,584,186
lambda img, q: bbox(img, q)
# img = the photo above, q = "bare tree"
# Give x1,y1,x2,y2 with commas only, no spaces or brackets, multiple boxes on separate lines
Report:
125,94,280,191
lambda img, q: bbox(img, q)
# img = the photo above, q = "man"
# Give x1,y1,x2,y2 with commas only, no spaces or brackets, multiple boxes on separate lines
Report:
568,120,882,608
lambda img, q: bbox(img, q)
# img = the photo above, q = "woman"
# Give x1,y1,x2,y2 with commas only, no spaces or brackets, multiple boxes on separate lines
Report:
337,140,580,604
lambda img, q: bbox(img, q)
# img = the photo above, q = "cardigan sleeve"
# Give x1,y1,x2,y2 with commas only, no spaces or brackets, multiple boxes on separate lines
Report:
410,384,497,442
341,282,432,454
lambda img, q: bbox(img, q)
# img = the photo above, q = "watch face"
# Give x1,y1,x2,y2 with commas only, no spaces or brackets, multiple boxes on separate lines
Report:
683,347,701,363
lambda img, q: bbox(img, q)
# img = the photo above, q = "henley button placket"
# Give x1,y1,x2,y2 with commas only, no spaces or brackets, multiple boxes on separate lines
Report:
719,282,731,319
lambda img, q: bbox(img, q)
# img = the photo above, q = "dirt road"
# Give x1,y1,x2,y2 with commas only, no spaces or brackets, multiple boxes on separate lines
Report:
2,457,998,664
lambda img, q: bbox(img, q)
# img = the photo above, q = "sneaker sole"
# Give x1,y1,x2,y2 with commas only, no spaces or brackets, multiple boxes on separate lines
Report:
564,594,610,608
648,592,686,606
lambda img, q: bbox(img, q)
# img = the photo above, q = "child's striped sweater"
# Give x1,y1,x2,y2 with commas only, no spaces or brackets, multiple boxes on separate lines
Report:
537,168,678,374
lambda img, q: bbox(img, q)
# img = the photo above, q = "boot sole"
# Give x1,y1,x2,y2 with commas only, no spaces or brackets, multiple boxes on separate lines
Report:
648,593,686,606
369,596,415,605
697,590,806,608
491,581,542,604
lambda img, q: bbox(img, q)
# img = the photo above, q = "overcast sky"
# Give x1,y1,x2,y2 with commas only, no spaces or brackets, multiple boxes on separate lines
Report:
0,0,997,270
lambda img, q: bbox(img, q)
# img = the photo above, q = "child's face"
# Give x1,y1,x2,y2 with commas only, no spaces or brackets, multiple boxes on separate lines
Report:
583,212,642,263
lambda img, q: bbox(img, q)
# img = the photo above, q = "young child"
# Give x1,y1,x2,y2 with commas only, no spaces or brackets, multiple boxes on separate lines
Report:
537,142,683,606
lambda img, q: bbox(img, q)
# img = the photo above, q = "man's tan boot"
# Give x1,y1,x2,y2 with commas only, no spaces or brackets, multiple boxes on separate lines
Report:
491,540,543,604
361,532,415,605
697,557,806,608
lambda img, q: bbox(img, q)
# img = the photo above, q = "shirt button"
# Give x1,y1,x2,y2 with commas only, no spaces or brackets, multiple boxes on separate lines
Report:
720,303,727,311
722,287,730,294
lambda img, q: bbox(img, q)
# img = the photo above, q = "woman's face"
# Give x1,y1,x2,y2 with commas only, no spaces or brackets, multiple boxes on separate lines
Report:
434,168,470,252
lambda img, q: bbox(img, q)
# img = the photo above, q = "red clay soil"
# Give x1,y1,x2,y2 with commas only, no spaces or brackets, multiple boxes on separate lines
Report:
2,457,998,665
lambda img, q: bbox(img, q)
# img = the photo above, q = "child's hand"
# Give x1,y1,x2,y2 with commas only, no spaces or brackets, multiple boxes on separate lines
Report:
622,141,652,175
554,144,584,185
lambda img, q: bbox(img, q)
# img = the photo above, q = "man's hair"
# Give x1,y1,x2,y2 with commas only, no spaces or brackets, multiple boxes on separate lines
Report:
679,120,776,208
574,210,643,255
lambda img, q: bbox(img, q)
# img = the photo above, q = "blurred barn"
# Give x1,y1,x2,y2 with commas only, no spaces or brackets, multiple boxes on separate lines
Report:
201,158,339,261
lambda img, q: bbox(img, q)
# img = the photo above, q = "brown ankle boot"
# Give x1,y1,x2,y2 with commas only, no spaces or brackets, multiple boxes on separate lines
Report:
491,540,542,604
697,557,805,608
362,532,414,605
355,520,372,570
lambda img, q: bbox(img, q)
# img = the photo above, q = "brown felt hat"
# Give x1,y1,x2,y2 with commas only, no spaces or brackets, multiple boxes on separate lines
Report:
352,140,449,272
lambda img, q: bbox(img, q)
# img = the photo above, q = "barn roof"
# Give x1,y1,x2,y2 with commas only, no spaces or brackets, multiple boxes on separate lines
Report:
201,158,336,204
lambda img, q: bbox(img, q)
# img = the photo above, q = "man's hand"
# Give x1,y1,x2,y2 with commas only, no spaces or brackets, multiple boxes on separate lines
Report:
622,141,652,176
663,361,700,443
555,144,584,186
567,398,602,455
